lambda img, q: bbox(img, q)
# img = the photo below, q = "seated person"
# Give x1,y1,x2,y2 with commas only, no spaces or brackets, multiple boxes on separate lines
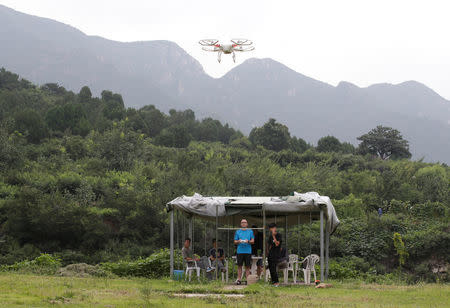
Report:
276,247,289,270
182,237,212,273
209,238,226,273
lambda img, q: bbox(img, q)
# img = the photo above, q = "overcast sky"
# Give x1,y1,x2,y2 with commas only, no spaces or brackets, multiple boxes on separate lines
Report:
2,0,450,99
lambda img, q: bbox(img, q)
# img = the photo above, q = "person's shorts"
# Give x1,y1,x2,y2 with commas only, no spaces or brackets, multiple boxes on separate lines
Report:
237,253,252,267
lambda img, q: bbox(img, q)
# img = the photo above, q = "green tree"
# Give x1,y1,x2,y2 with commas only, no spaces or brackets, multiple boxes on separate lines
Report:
41,83,66,95
393,233,409,268
45,104,90,136
0,128,24,170
415,165,448,202
357,126,411,160
317,136,342,153
249,118,291,151
13,109,48,143
101,91,125,120
131,105,168,137
340,142,355,154
79,86,92,102
155,125,192,148
290,136,310,153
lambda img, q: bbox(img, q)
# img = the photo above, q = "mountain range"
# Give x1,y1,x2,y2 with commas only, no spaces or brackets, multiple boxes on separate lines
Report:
1,4,449,163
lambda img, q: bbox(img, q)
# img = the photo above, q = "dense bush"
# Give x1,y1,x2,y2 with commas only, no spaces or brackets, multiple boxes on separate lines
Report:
0,253,61,275
101,249,182,278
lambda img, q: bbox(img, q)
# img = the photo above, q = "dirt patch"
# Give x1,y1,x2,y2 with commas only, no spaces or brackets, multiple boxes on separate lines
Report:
223,285,247,291
173,293,245,298
57,263,108,277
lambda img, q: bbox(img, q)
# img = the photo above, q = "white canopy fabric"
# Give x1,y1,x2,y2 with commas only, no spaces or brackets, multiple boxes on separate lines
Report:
167,192,340,234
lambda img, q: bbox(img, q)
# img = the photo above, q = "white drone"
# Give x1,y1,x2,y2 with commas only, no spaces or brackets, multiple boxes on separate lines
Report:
199,39,255,63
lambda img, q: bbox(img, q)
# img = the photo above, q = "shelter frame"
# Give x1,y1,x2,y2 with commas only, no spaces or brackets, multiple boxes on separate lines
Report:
168,203,331,283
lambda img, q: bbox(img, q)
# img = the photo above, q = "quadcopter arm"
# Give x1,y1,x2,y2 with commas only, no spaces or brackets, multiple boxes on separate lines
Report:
202,46,220,52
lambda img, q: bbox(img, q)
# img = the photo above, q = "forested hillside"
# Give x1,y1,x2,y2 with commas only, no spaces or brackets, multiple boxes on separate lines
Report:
0,69,448,282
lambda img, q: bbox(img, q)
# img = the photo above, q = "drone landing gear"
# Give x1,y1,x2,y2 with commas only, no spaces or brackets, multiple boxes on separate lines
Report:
232,51,236,63
217,51,222,63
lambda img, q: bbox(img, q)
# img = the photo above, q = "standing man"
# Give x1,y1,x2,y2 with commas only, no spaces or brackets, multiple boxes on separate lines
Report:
234,219,254,285
267,223,282,286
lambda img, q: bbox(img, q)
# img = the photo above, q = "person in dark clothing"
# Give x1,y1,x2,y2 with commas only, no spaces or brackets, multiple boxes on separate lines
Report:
209,238,226,273
251,225,263,276
267,223,282,286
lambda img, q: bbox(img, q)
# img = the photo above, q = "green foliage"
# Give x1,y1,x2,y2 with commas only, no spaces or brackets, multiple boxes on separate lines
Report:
357,125,411,160
45,103,91,136
0,68,448,283
328,260,360,280
155,124,192,148
249,118,291,151
333,194,365,218
0,253,61,275
13,109,48,143
78,86,92,102
317,136,342,153
101,249,182,278
102,90,126,120
393,233,409,268
415,165,448,202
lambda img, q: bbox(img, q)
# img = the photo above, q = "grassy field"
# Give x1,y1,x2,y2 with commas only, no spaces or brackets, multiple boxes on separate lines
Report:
0,273,448,307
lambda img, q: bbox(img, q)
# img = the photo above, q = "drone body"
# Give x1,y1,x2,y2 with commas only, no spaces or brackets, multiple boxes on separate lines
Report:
199,39,254,63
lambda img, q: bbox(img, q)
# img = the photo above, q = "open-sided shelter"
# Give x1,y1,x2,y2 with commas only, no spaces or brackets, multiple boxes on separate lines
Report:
167,191,340,282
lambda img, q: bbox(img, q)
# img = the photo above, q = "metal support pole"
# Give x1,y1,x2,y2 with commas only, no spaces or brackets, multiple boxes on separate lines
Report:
232,216,235,280
215,203,219,281
170,210,174,277
182,215,185,244
297,215,300,254
204,222,207,256
263,205,267,282
188,217,193,239
320,209,324,282
189,217,194,254
176,211,179,250
325,221,330,280
227,216,230,259
285,216,288,252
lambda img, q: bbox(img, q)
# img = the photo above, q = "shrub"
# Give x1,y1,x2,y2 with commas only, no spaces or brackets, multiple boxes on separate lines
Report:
328,260,359,280
0,253,61,275
101,249,183,278
57,263,109,277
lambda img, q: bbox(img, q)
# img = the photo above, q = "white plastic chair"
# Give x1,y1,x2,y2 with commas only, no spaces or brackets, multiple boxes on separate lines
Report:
208,258,229,283
185,260,201,281
265,259,290,283
286,254,299,283
298,254,319,284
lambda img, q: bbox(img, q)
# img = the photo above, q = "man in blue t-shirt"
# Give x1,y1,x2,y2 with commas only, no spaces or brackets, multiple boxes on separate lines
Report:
234,218,254,284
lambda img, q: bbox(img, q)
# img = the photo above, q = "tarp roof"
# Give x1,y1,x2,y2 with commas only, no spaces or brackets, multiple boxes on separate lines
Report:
167,192,340,234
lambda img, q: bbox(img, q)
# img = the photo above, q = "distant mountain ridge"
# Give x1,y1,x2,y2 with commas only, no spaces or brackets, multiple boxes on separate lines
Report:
1,4,449,163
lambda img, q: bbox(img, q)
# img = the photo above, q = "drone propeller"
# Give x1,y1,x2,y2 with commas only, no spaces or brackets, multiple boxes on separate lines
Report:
230,39,253,46
199,39,219,46
233,45,255,52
